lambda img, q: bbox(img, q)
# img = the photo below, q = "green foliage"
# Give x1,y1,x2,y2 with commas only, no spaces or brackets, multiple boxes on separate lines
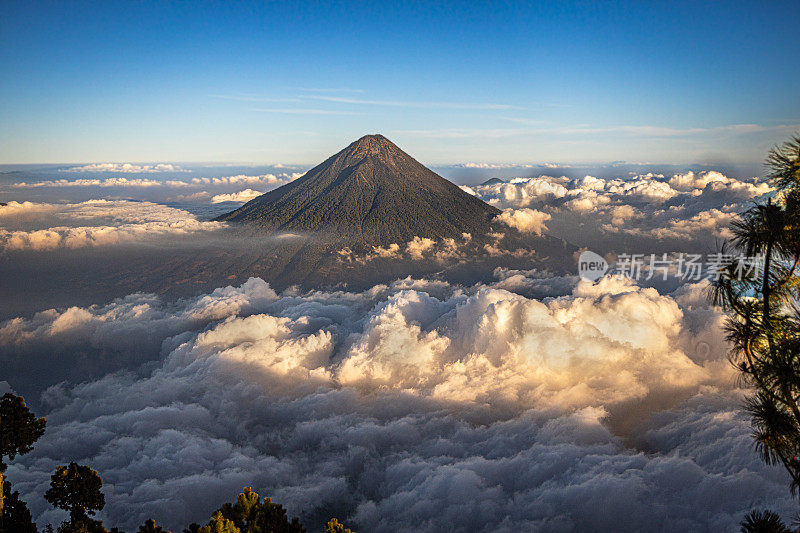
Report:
0,392,46,532
139,518,171,532
740,509,792,533
766,135,800,191
55,517,108,533
714,134,800,497
2,479,37,533
0,393,46,471
324,518,353,533
209,487,305,533
198,511,240,533
45,463,105,525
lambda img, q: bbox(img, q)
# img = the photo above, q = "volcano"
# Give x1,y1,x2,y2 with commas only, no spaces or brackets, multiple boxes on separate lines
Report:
22,136,575,301
216,134,501,244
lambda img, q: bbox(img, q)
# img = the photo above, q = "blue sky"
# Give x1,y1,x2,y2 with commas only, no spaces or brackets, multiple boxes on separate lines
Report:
1,1,798,165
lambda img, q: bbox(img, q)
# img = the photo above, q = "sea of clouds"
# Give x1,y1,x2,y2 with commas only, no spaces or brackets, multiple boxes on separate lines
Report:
463,170,772,251
1,273,793,531
0,166,771,255
0,165,789,531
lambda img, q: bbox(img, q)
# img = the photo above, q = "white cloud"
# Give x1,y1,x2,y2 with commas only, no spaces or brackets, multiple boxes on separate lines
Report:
455,163,538,169
61,163,188,173
0,200,225,250
610,204,639,226
12,173,299,189
564,190,612,211
0,201,59,217
605,178,678,201
211,189,264,203
339,234,478,265
1,274,791,531
372,243,402,259
497,208,551,234
469,171,771,248
405,236,437,260
14,177,183,188
647,209,738,240
668,171,773,197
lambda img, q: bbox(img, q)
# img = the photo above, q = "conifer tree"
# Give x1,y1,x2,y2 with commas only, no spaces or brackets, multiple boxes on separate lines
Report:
2,479,37,533
198,511,239,533
45,463,105,527
0,393,46,531
713,135,800,492
139,518,171,533
715,136,800,530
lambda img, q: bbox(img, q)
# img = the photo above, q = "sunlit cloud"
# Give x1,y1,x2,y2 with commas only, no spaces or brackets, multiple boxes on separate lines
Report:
2,275,791,531
211,189,264,203
11,173,300,189
470,170,772,249
61,163,189,173
497,207,551,234
0,200,225,250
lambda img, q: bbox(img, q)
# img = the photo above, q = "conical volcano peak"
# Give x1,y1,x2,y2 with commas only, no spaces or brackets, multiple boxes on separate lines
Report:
341,134,407,166
216,134,501,245
354,133,391,147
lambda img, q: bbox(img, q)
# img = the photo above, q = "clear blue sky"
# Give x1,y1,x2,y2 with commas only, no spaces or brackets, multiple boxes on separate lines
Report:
1,1,798,165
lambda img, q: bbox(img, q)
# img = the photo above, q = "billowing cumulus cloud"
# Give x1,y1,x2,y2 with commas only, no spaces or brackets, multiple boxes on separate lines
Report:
471,171,772,251
0,200,225,250
667,170,772,197
1,273,793,531
497,208,551,234
211,189,265,203
0,200,58,217
405,236,437,260
0,165,790,531
606,208,739,240
189,173,303,187
338,234,476,264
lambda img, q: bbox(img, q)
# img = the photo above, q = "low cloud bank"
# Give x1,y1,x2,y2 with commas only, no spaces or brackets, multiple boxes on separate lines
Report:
0,200,225,250
61,163,189,173
12,173,300,190
5,172,302,207
1,274,792,531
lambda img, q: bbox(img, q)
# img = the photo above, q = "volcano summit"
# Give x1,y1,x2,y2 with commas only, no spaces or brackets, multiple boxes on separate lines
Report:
216,134,501,245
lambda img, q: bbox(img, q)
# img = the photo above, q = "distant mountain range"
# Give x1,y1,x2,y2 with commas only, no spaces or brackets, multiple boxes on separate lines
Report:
216,134,501,245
